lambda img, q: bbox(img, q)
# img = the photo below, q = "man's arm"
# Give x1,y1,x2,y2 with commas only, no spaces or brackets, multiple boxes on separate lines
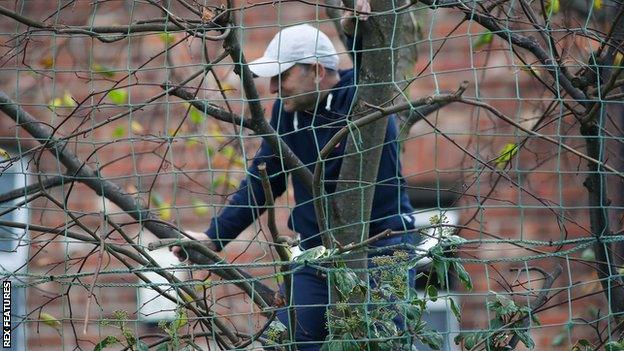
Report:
204,104,289,251
172,106,288,260
341,0,370,37
341,0,369,73
172,146,287,259
205,142,288,251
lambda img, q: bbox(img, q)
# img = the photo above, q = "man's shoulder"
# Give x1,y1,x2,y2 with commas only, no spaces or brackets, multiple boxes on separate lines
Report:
337,68,355,87
269,100,290,129
332,68,356,106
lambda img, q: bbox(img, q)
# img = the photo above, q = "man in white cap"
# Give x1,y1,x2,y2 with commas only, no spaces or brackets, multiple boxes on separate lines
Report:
176,2,420,349
247,23,342,113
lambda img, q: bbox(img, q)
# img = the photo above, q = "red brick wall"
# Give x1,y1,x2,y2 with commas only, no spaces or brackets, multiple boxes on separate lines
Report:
0,1,615,350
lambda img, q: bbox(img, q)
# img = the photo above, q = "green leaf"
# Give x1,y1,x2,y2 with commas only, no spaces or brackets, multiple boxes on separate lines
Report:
222,145,236,159
295,245,327,262
520,65,541,77
112,309,129,321
453,333,464,345
193,277,213,293
488,293,517,316
321,333,360,351
206,145,215,158
191,198,209,216
209,125,225,141
0,147,10,160
494,143,519,169
449,297,461,321
429,214,448,225
545,0,560,15
122,328,136,345
130,120,144,134
404,304,422,321
40,312,62,330
515,330,535,349
40,56,54,69
593,0,602,10
432,257,448,289
443,235,466,246
581,248,595,261
571,339,594,351
419,330,444,350
605,341,624,351
92,63,115,78
62,92,76,107
615,52,623,66
322,339,359,351
93,336,119,351
463,332,479,350
454,262,473,290
231,156,245,169
189,106,205,124
427,285,438,302
108,89,128,105
159,32,176,45
48,91,76,110
587,306,600,318
150,192,164,207
171,310,187,330
531,313,541,326
489,317,504,329
269,320,287,333
136,341,149,351
150,192,171,220
158,203,172,221
473,31,493,49
551,332,566,346
112,125,126,139
266,321,287,343
185,137,200,148
211,175,238,190
332,269,361,298
48,98,63,110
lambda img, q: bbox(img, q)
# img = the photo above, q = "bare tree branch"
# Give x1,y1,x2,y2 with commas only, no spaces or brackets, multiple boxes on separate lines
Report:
0,91,276,308
0,175,70,204
0,5,227,42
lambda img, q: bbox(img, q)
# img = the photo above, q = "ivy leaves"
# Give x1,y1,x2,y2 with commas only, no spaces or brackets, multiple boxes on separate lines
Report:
455,292,538,350
429,234,473,291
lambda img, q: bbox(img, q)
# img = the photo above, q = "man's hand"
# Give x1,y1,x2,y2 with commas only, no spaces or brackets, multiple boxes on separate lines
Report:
341,0,370,36
171,230,218,262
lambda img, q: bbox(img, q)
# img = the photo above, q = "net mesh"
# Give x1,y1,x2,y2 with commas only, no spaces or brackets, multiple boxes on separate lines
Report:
0,0,622,350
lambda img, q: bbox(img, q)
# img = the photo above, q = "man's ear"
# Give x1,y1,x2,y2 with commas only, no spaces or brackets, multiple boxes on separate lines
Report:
314,63,326,83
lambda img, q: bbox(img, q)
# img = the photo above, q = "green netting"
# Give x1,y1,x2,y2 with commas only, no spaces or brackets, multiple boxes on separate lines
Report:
0,0,623,350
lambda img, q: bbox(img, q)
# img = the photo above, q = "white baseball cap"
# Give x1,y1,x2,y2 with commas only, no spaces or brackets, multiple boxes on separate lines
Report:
248,24,339,78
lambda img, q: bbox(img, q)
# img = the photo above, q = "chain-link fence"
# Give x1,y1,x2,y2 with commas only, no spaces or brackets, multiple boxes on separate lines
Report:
0,0,623,350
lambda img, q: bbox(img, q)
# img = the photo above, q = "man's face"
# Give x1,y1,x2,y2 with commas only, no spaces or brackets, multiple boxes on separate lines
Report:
270,64,319,112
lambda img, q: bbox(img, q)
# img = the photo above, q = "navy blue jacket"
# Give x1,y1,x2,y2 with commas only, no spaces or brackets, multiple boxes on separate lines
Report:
205,69,417,250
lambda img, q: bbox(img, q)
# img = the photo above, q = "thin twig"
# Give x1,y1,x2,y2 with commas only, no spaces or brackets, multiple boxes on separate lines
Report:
258,163,296,350
0,90,277,308
457,97,624,178
82,224,105,335
507,265,563,349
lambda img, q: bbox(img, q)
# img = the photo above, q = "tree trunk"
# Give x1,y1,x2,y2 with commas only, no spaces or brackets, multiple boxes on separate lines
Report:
328,0,399,289
582,2,624,318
